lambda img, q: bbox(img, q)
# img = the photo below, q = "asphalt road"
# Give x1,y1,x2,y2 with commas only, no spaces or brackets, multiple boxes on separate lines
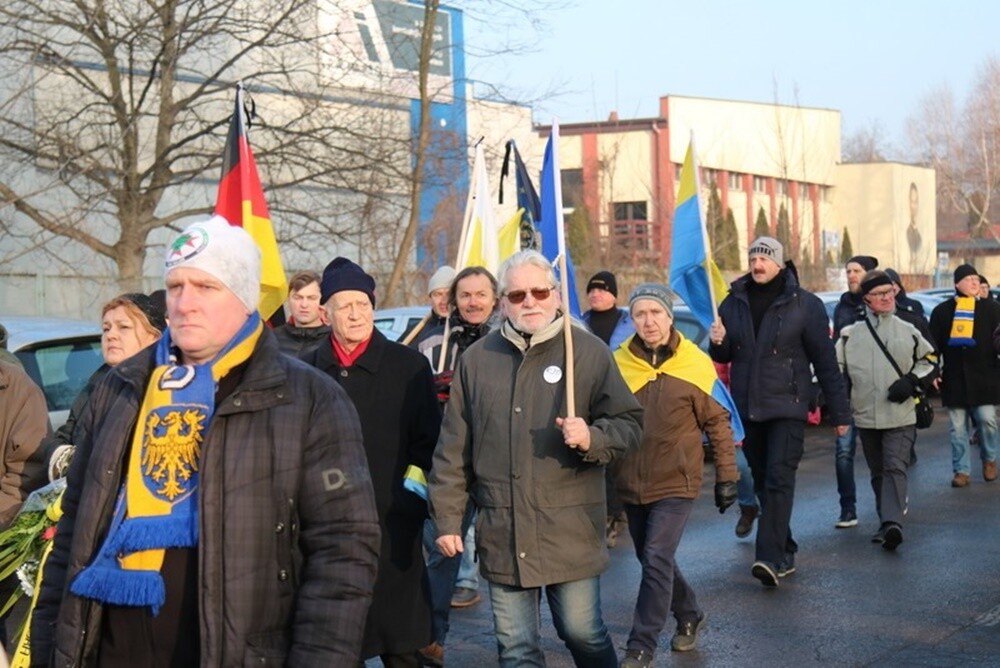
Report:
434,399,1000,667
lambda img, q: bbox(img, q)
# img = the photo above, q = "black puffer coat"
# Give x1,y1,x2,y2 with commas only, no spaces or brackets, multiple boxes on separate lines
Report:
711,267,851,425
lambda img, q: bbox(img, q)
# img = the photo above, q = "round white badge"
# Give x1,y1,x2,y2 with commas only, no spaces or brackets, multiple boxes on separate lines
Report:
543,365,563,384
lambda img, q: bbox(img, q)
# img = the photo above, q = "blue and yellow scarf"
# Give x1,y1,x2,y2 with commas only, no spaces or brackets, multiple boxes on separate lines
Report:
614,333,745,442
71,313,262,613
948,296,976,347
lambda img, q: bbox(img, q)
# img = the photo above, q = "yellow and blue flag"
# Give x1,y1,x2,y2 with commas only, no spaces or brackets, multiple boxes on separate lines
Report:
669,138,728,329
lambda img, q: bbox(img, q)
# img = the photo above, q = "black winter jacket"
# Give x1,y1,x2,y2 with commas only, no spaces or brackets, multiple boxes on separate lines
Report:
710,267,851,425
32,330,380,667
929,295,1000,406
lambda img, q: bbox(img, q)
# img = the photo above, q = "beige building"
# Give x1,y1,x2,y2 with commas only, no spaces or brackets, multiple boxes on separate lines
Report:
550,95,936,290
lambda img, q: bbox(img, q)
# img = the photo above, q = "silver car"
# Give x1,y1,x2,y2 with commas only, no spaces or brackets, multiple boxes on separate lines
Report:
2,316,103,428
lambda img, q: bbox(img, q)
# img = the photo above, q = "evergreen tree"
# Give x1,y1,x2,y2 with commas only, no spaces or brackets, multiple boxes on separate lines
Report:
566,206,592,267
776,203,791,250
754,207,769,239
840,227,854,264
706,183,723,251
717,207,740,270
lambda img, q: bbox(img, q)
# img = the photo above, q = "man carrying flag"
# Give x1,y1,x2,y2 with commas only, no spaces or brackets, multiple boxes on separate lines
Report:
709,237,850,587
214,84,288,322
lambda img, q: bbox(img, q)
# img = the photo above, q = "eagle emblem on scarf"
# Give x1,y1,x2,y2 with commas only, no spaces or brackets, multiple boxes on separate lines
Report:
142,407,206,502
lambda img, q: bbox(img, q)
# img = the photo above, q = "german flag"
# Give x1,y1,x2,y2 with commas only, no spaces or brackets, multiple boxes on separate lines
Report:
214,84,288,320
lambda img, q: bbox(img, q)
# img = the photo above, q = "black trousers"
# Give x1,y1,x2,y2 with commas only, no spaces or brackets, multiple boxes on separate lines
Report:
742,419,805,565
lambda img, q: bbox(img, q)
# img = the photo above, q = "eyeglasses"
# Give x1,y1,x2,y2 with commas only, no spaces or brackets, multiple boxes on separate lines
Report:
504,287,554,304
867,289,895,299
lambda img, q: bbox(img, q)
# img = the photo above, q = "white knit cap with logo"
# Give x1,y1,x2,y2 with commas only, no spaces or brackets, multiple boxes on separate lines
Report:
164,215,261,313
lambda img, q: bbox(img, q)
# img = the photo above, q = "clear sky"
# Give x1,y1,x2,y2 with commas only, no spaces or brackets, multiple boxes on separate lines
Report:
467,0,999,160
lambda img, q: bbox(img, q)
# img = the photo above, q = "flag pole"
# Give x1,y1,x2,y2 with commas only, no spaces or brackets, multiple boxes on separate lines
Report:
550,120,576,418
436,137,484,374
689,131,719,322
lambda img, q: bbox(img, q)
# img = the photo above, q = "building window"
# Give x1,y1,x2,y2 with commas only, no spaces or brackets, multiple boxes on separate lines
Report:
753,175,767,193
702,168,716,185
799,182,810,200
728,172,742,190
675,163,683,180
561,169,583,209
613,201,648,221
612,201,651,251
777,179,788,197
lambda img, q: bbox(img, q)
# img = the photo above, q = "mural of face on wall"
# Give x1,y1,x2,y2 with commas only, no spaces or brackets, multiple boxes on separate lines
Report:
907,182,922,272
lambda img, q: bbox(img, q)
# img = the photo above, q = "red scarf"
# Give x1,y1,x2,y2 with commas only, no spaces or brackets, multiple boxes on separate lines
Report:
332,332,371,367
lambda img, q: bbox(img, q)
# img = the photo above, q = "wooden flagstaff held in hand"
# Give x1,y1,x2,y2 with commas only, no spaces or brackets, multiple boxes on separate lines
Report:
549,120,575,418
399,312,432,346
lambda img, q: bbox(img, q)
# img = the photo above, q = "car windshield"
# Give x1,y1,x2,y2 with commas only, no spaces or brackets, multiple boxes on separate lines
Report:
16,339,103,412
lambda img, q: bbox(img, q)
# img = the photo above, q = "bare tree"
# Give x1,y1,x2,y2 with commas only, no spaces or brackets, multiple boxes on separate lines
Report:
842,119,893,163
0,0,424,296
907,57,1000,238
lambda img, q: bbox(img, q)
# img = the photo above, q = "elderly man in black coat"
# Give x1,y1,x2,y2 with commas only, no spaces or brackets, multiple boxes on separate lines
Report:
303,257,440,666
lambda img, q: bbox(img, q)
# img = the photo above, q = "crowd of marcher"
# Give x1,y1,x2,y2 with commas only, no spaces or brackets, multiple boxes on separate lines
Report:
2,216,999,668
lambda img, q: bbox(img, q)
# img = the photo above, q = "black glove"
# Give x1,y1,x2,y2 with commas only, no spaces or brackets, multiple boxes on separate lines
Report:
433,370,454,405
715,480,738,514
887,374,917,403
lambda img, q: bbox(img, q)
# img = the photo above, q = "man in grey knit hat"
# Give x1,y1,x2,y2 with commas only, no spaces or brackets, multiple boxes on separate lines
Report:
709,236,850,588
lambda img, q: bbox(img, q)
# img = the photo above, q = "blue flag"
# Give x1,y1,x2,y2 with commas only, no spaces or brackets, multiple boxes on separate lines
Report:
539,129,581,317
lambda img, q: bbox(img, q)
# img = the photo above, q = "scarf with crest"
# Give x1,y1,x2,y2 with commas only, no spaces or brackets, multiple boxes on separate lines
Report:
71,313,262,613
948,296,976,347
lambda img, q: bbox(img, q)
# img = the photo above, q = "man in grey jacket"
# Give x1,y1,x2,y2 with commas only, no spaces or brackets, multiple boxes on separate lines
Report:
429,250,643,667
836,270,936,550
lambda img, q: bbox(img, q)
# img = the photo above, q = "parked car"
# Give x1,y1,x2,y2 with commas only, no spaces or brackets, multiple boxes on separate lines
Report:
374,306,429,342
3,316,103,429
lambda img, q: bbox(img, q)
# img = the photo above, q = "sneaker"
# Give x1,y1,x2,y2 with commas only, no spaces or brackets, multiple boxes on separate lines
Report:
952,472,971,488
751,561,779,588
671,613,707,652
450,587,481,608
776,554,796,578
835,509,858,528
418,642,444,667
735,505,758,538
620,649,654,667
984,460,998,482
871,527,885,544
881,523,903,551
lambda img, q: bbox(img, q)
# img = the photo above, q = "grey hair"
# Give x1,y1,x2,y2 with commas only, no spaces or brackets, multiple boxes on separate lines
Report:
498,250,560,295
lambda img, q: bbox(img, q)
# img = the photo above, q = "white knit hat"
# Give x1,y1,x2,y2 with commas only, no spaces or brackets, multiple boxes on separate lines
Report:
164,215,261,313
428,265,456,295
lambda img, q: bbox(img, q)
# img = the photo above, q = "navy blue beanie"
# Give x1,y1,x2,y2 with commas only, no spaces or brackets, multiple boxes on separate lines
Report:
320,257,376,306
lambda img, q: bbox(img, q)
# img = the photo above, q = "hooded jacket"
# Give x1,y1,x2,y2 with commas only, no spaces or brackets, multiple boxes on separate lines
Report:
710,264,851,425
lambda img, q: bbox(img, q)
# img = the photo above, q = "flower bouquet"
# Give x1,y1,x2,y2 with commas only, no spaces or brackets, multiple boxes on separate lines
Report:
0,478,66,624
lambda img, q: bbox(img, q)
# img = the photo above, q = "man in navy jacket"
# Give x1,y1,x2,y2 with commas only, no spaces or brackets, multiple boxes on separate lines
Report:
710,237,851,588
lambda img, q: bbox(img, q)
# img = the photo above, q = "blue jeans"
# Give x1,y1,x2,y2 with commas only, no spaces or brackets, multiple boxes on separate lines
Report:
424,501,476,644
835,421,858,512
456,520,479,590
623,498,700,654
736,447,758,509
948,405,999,474
489,577,616,667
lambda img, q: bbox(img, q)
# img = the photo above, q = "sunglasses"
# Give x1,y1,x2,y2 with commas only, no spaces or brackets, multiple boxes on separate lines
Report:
504,287,554,304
